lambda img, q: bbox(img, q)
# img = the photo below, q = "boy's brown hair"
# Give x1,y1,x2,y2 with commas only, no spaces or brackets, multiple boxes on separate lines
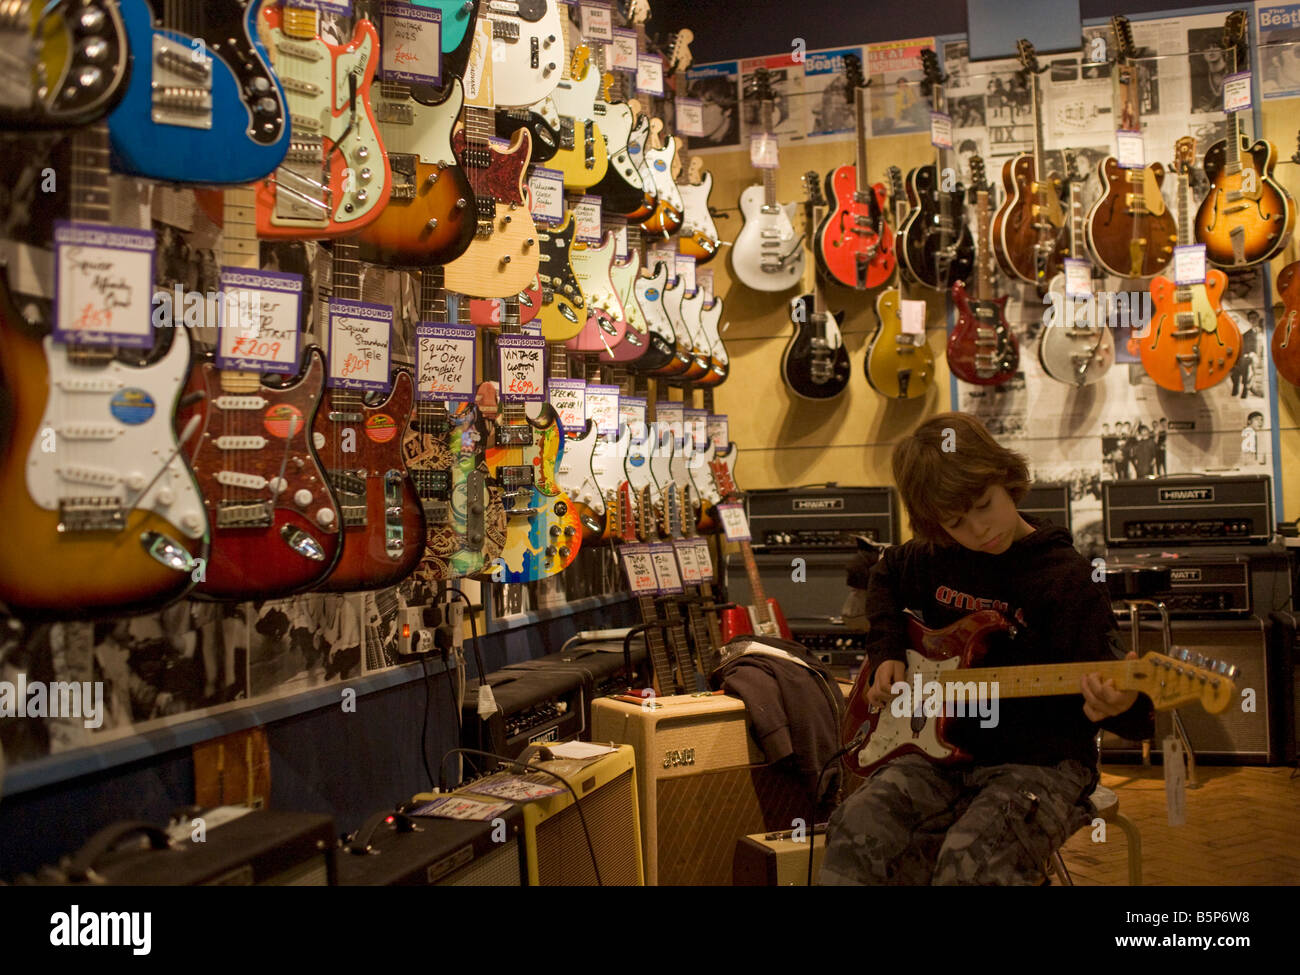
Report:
892,412,1031,545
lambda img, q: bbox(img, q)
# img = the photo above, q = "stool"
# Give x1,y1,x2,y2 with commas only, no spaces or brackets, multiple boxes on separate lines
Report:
1050,784,1143,886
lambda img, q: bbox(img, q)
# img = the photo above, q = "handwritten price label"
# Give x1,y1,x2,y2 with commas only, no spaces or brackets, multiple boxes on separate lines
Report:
415,323,476,402
549,378,587,434
707,413,729,452
1064,258,1093,300
572,195,603,244
381,2,441,85
636,53,664,95
216,268,302,374
620,395,648,444
497,334,546,402
692,538,715,581
528,167,565,226
685,408,709,452
54,222,155,348
650,543,683,593
698,269,714,304
749,132,779,169
610,28,639,71
899,298,926,336
1115,129,1145,169
328,298,393,392
1173,244,1207,286
718,503,751,542
656,401,685,447
621,545,659,593
586,383,620,437
674,540,702,584
676,254,697,294
1223,71,1251,113
930,111,953,149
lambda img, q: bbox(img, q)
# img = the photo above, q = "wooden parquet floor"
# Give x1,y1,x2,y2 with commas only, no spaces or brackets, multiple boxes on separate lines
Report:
1056,763,1300,885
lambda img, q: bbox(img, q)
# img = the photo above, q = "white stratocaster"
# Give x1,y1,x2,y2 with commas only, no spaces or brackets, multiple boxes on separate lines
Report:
642,119,684,232
605,250,648,362
634,260,678,366
553,417,603,529
677,159,721,261
486,0,565,108
699,294,728,382
566,231,627,354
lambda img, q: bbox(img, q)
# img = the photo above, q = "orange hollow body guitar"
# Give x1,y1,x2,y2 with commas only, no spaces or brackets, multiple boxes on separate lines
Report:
1271,260,1300,386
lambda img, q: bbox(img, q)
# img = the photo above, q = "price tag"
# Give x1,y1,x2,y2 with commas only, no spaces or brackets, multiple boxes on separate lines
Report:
693,537,715,581
611,28,639,71
698,269,714,304
381,2,441,85
606,218,629,260
1064,258,1093,300
579,1,613,41
749,131,779,169
1173,244,1207,286
572,195,603,243
415,323,477,402
1162,735,1186,827
215,268,303,374
528,167,565,226
651,245,678,283
521,320,542,337
685,408,709,452
496,334,546,401
675,541,702,584
707,414,728,451
657,401,685,447
676,98,705,137
636,53,664,95
899,298,926,336
621,544,659,593
328,298,393,392
54,222,155,348
676,254,697,294
930,111,953,149
586,383,620,437
620,395,648,443
1223,71,1251,113
717,503,751,541
650,543,683,593
1115,129,1145,169
548,377,587,434
314,0,351,14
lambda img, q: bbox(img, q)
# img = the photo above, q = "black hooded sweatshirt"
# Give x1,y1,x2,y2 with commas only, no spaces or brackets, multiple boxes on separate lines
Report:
862,515,1155,768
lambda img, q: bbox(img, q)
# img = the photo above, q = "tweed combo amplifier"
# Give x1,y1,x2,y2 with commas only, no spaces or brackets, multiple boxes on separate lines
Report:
733,825,828,886
462,668,587,759
746,485,898,551
337,808,525,886
421,745,643,885
1103,476,1273,546
590,691,820,885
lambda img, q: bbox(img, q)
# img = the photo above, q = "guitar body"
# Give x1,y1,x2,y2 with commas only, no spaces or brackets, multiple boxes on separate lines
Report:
1,0,129,128
495,107,561,163
677,173,721,263
675,289,712,382
947,279,1019,386
1271,260,1300,386
255,8,389,239
402,406,458,583
443,126,541,298
534,215,588,341
178,348,341,602
695,296,729,387
447,406,505,578
630,262,677,373
640,137,684,235
313,371,427,592
897,163,975,290
1084,159,1177,278
840,610,1012,776
622,114,659,220
783,294,850,400
865,287,933,400
107,0,290,184
566,234,627,354
357,79,476,266
487,0,564,108
1037,273,1115,386
601,253,650,363
546,65,609,190
553,419,606,543
589,101,646,215
1195,137,1295,267
688,444,728,534
719,600,793,643
991,154,1067,286
817,165,896,289
469,276,543,326
1131,271,1240,393
732,184,803,291
0,286,207,619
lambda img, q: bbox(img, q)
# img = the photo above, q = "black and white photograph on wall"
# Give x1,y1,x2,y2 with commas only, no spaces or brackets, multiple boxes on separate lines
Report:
952,95,985,129
941,41,970,92
1257,8,1300,98
321,594,363,680
248,596,347,697
682,63,742,150
360,588,402,673
804,46,861,137
0,621,54,764
739,58,806,141
1188,26,1232,115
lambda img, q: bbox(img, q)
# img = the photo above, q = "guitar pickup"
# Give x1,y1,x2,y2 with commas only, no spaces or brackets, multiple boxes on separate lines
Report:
328,410,363,422
531,36,539,69
327,470,368,498
339,504,367,527
274,39,323,63
499,465,535,491
422,501,451,522
151,36,212,130
411,469,451,499
216,500,274,529
409,412,449,436
57,497,125,534
212,436,268,450
376,102,414,126
281,77,323,98
213,395,268,411
215,471,268,490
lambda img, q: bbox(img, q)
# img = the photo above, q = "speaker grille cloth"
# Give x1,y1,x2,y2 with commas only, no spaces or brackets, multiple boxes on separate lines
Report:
444,843,522,886
536,770,640,885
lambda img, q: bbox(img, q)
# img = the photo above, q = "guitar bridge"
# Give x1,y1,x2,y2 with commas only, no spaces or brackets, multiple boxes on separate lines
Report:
327,469,368,499
491,19,521,41
384,471,405,559
151,35,212,130
216,500,274,529
386,152,417,201
57,497,125,534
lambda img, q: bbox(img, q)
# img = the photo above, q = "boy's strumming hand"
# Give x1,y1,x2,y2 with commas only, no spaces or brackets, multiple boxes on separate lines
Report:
866,660,907,710
1081,651,1140,721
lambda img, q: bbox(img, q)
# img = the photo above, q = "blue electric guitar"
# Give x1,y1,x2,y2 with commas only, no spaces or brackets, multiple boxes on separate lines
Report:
106,0,290,184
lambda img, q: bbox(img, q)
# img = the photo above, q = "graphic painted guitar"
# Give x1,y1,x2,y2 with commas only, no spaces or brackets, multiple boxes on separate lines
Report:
0,0,129,128
816,54,894,290
1132,137,1241,393
840,610,1237,777
255,3,390,239
786,170,850,400
106,0,290,184
1194,11,1295,268
1271,259,1300,386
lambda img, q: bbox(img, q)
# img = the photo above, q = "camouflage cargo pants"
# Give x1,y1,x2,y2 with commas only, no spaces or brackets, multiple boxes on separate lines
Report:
819,754,1098,885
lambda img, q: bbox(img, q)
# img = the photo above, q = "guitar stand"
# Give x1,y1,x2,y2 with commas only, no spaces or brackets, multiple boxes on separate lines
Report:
1121,599,1199,788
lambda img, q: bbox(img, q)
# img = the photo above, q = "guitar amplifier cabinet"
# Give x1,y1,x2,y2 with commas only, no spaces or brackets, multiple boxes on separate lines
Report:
733,826,827,886
590,692,817,885
1101,617,1293,764
1108,555,1253,616
1020,482,1071,531
1103,476,1273,546
725,551,856,624
425,746,643,885
504,639,649,734
790,623,871,678
337,808,525,886
462,668,586,760
746,485,898,551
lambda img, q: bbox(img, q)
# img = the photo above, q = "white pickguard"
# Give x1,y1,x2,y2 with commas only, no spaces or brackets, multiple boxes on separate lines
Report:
553,420,601,512
590,429,630,499
548,62,599,123
678,288,709,355
371,77,462,165
852,650,961,770
610,253,648,346
731,184,804,291
678,174,719,243
660,277,691,351
634,263,674,346
488,4,565,108
27,330,206,541
647,425,675,514
643,137,684,213
699,296,727,366
594,100,636,165
570,234,625,320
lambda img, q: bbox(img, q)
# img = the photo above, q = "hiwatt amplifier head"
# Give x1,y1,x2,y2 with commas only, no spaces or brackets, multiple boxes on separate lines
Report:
745,485,898,551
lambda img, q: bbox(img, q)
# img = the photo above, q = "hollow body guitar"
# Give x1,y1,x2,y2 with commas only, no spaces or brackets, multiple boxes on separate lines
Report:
106,0,290,184
255,5,390,239
1271,260,1300,386
840,610,1237,777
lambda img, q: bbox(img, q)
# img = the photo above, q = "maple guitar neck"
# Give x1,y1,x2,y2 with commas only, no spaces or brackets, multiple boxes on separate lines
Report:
739,536,772,628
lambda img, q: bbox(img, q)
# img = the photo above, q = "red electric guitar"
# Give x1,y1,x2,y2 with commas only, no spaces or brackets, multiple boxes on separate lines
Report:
840,610,1237,777
709,459,792,642
1272,258,1300,386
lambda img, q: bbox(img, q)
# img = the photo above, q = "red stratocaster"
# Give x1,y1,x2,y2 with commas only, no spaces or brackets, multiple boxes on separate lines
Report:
710,458,792,642
840,610,1237,777
815,53,895,290
314,238,426,591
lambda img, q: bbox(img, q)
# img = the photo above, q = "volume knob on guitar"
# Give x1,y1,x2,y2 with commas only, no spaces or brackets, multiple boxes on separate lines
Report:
294,489,312,507
316,508,336,527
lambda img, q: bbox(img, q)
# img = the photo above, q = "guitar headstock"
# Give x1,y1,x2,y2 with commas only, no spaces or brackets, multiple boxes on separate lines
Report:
1175,136,1196,176
621,0,651,26
919,48,945,97
968,154,988,194
751,66,774,104
803,169,825,207
709,458,737,501
1064,148,1081,183
1131,649,1238,714
843,54,864,100
1222,9,1248,69
1016,38,1038,75
687,155,704,185
668,28,694,76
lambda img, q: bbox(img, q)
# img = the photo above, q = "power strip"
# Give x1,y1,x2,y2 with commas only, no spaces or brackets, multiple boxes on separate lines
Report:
573,628,634,642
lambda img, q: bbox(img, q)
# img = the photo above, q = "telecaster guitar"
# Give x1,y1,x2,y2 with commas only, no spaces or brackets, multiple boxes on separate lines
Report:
107,0,290,184
840,610,1237,777
539,44,609,190
485,0,564,108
